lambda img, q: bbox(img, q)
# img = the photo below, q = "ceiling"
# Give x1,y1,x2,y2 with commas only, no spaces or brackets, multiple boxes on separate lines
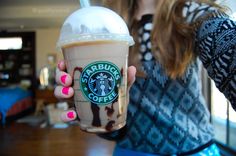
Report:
0,0,235,31
0,0,101,30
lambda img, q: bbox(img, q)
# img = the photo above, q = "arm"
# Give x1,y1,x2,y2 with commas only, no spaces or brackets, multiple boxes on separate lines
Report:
195,12,236,110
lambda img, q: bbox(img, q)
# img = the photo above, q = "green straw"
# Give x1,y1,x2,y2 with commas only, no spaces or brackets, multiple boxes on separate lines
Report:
80,0,90,8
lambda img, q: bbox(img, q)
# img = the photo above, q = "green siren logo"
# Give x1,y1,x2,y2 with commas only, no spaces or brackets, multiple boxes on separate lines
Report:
80,61,121,105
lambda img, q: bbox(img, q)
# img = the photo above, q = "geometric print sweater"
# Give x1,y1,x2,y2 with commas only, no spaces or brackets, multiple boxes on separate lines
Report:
99,2,236,155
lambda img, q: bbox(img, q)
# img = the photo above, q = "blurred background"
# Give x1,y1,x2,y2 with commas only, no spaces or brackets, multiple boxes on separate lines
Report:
0,0,235,156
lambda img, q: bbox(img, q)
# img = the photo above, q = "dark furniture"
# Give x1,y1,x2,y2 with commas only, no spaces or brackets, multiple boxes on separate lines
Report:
0,31,36,90
35,89,58,104
0,32,36,123
0,123,115,156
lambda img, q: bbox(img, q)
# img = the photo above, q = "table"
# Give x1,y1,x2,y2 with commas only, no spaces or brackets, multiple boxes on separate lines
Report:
0,123,115,156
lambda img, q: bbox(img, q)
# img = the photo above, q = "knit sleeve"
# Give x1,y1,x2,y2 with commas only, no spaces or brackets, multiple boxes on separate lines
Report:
195,13,236,110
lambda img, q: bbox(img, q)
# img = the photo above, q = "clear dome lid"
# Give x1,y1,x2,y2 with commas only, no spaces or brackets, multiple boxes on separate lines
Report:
57,6,134,51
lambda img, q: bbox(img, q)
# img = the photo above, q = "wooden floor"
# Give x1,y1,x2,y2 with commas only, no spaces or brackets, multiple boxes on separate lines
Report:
0,123,115,156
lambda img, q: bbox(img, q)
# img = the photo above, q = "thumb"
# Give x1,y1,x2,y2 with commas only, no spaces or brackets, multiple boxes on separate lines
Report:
127,66,136,91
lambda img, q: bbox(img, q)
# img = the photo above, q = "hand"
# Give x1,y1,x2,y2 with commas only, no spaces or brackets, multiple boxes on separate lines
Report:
54,60,136,122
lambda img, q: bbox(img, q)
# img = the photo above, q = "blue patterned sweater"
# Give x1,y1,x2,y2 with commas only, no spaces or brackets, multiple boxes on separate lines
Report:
99,2,236,155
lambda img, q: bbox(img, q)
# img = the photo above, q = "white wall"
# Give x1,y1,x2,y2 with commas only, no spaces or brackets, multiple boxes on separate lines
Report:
36,28,63,76
217,0,236,13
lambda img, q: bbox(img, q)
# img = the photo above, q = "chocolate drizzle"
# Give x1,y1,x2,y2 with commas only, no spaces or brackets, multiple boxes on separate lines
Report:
120,68,124,77
104,97,119,131
72,67,83,86
105,103,114,117
72,67,83,120
72,66,102,127
91,103,101,127
73,103,80,121
105,120,115,131
113,96,119,104
105,96,118,116
72,67,83,76
117,113,122,119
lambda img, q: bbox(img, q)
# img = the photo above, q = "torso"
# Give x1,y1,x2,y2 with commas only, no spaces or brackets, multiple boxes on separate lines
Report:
116,13,214,155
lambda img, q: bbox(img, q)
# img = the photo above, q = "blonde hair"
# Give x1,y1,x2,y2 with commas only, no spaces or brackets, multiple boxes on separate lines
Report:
152,0,195,78
103,0,224,78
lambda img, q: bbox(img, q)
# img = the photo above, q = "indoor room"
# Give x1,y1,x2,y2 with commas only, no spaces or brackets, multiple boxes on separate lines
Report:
0,0,235,156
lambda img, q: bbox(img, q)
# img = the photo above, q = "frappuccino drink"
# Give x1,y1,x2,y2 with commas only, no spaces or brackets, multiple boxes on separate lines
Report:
57,1,134,133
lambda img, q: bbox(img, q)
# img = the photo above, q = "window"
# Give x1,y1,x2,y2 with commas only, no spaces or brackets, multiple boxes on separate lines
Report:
232,12,236,19
211,81,236,151
0,37,22,50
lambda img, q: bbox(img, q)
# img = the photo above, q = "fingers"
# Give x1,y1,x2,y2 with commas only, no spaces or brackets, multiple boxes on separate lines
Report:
56,60,77,123
127,66,136,90
54,86,74,99
57,60,66,71
55,60,74,99
56,71,72,87
60,109,77,122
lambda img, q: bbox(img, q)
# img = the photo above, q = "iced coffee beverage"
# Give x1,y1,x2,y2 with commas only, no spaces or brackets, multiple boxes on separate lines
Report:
57,5,134,133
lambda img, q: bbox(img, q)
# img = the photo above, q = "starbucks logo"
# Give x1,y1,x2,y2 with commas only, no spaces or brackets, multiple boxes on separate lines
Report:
80,61,121,105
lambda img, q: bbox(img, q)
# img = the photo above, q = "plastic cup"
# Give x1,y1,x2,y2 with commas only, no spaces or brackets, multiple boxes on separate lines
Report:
57,5,134,133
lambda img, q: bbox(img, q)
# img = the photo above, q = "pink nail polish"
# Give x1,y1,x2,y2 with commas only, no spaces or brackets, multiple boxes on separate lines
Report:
61,75,67,84
62,87,69,95
67,112,75,119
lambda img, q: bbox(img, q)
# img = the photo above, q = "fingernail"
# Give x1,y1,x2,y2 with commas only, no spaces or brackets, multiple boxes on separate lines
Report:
62,87,69,95
61,75,67,84
67,111,75,119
